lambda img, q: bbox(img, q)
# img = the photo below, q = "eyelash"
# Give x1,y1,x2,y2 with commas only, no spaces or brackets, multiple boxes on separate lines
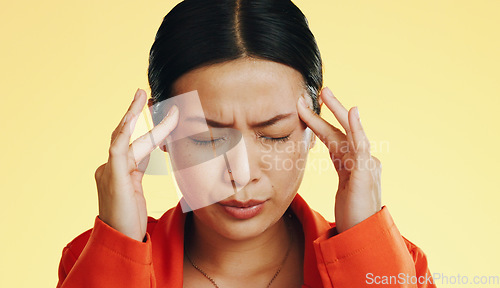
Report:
192,137,226,147
191,134,291,146
260,134,291,143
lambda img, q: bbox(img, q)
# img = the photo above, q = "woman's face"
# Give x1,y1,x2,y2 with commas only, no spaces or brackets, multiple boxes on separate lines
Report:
167,58,316,240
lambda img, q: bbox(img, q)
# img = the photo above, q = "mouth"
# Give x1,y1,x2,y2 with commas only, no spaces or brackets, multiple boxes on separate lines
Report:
218,199,266,208
217,199,267,219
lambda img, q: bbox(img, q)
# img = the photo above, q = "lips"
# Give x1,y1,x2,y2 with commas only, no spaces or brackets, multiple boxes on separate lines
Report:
218,199,267,219
218,199,266,208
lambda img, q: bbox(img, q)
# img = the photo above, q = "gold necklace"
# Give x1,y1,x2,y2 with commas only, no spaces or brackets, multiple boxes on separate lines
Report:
184,213,294,288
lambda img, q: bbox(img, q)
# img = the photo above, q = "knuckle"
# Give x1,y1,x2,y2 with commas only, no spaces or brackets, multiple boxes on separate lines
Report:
111,130,118,142
366,140,371,150
355,140,370,153
138,130,157,147
94,164,105,180
377,159,382,170
367,157,381,171
324,136,338,152
331,124,343,134
108,144,122,156
118,127,128,136
362,139,371,150
123,110,132,120
128,146,139,163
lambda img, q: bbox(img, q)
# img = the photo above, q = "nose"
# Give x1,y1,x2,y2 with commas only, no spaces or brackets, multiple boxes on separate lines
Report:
222,133,261,191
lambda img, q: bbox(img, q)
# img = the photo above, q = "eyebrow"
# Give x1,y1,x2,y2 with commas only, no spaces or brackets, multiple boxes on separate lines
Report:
186,112,294,129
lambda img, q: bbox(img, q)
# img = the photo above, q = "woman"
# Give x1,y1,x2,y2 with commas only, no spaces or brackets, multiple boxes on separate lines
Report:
57,0,435,287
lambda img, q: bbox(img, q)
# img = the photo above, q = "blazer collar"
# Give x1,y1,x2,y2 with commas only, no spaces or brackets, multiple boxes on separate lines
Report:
151,193,332,288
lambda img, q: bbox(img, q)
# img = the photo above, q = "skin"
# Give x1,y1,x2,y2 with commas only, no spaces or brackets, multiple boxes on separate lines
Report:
94,57,382,287
171,58,311,287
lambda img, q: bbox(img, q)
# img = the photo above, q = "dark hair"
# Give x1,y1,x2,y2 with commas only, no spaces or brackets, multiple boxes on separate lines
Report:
148,0,323,120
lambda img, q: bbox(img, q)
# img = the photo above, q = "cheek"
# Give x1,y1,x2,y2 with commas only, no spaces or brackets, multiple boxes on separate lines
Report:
262,147,306,224
261,131,310,175
168,143,235,211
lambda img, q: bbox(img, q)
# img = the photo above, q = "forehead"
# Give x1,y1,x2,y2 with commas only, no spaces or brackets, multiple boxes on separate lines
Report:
172,58,307,110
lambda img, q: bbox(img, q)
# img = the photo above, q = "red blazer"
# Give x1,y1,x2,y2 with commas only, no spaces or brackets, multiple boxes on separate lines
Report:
57,194,436,287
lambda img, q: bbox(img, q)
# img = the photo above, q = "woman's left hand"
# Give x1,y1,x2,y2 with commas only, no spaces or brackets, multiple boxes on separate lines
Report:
296,87,382,234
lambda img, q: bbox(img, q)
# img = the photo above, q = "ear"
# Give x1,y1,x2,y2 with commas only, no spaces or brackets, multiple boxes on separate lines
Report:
317,89,324,107
308,128,316,150
148,98,169,153
147,98,155,118
159,139,169,153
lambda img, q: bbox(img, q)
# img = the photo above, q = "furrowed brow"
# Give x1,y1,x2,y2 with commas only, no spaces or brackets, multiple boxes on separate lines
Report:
185,112,294,128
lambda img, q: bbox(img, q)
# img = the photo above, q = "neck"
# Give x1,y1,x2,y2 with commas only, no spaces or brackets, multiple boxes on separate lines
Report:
185,212,293,279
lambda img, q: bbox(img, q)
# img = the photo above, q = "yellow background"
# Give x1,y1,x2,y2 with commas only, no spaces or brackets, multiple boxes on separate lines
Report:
1,1,499,287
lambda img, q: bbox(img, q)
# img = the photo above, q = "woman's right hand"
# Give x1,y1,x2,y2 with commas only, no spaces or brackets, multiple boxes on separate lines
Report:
94,88,179,242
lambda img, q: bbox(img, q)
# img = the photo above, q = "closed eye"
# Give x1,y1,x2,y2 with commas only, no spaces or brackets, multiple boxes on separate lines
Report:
191,133,292,146
191,137,226,146
259,134,291,143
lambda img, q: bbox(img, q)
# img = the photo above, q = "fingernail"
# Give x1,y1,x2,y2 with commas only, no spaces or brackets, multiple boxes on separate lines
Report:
323,87,334,98
298,97,308,108
166,105,178,118
134,88,141,100
355,107,361,122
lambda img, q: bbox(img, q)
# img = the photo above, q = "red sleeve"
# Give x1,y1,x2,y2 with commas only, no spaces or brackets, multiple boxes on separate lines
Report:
313,206,436,288
56,216,156,288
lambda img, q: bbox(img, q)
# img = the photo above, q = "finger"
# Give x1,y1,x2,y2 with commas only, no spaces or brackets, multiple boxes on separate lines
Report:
111,88,140,144
94,163,106,182
129,105,179,169
348,107,371,161
108,88,146,163
319,87,359,154
320,87,350,134
335,154,351,184
111,113,129,145
297,96,346,155
111,89,146,145
107,110,138,176
136,154,151,174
